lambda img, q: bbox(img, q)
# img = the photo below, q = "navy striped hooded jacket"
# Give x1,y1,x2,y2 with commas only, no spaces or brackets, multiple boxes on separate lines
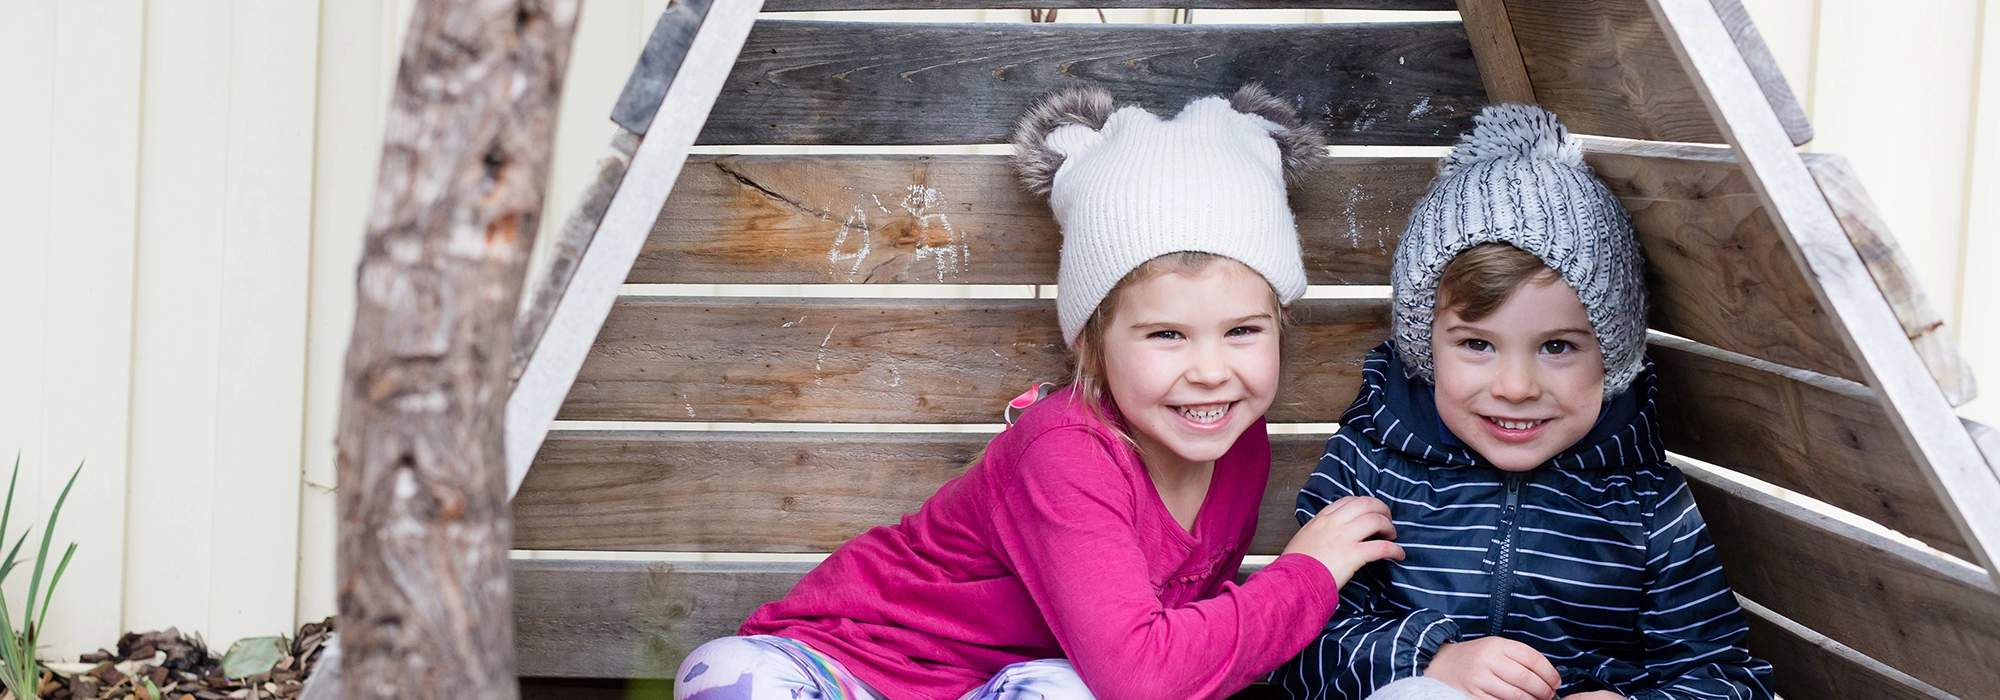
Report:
1272,345,1772,700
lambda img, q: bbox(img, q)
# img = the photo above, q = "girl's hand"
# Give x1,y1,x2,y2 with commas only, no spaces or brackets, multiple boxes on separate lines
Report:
1559,692,1625,700
1425,637,1561,700
1282,496,1403,587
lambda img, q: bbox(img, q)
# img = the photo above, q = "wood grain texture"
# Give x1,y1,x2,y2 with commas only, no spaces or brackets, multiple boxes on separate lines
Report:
337,1,582,697
1500,0,1810,145
513,432,1319,553
762,1,1458,9
556,297,1385,424
1648,0,2000,587
1738,597,1952,700
1648,334,1972,561
515,128,640,383
1807,153,1978,406
1707,0,1812,144
1583,140,1865,383
504,3,765,496
634,154,1429,285
516,559,810,678
697,20,1484,146
1682,460,2000,698
1454,0,1535,104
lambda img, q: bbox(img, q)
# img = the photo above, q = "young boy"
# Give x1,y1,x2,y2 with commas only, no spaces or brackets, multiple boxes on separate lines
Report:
1273,105,1773,700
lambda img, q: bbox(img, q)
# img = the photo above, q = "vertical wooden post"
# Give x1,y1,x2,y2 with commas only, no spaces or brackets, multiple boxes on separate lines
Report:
334,1,580,698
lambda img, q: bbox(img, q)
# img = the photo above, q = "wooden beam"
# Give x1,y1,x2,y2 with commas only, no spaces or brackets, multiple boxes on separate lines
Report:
512,432,1319,555
1648,333,1972,561
1737,597,1952,700
1454,0,1536,104
1681,459,2000,698
610,0,714,134
1648,0,2000,590
504,2,764,499
697,20,1484,146
335,1,581,698
513,129,639,384
557,297,1384,425
635,154,1431,286
1807,154,1978,406
515,559,810,679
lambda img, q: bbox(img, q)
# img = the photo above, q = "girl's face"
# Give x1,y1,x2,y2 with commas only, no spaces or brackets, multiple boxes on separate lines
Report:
1099,260,1281,471
1431,276,1605,472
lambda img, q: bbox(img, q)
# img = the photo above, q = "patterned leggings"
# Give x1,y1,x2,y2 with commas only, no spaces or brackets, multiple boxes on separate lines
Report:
674,635,1095,700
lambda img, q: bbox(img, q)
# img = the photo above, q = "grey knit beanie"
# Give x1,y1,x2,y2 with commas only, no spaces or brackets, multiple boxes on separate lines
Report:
1390,104,1649,400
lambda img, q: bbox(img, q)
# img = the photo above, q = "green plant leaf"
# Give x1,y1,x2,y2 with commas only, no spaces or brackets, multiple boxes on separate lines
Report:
222,636,286,679
23,463,80,641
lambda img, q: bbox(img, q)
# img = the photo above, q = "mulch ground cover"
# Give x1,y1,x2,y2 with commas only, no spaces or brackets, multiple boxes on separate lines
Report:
26,618,333,700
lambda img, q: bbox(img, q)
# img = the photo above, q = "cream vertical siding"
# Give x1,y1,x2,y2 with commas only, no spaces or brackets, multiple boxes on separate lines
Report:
1,0,1997,660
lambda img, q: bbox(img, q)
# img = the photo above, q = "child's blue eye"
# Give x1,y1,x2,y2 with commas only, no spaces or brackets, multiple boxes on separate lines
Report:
1150,330,1184,341
1542,340,1573,355
1462,339,1492,352
1226,325,1263,337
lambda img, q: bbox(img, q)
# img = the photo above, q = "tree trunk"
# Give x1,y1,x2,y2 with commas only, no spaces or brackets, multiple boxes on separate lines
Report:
334,2,580,698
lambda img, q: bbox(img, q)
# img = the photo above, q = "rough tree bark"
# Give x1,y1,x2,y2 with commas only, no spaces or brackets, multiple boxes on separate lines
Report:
334,1,581,698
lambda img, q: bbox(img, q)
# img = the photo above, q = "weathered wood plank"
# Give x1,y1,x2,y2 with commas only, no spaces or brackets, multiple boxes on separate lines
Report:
634,154,1428,285
1583,140,1866,383
1650,0,2000,588
1648,334,1972,560
556,298,1384,424
513,559,1294,681
610,0,714,134
761,1,1458,9
1501,0,1810,145
516,559,809,679
514,432,1318,554
1681,459,2000,698
1454,0,1535,104
1737,596,1952,700
698,20,1484,145
1807,154,1978,406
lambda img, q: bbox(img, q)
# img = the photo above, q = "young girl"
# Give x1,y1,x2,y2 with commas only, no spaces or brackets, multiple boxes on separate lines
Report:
675,85,1404,700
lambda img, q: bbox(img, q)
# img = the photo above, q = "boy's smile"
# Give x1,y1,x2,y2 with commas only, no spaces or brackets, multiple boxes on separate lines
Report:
1431,275,1605,472
1099,260,1281,471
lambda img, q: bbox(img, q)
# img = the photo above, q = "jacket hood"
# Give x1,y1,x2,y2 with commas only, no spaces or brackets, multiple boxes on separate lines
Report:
1339,343,1664,470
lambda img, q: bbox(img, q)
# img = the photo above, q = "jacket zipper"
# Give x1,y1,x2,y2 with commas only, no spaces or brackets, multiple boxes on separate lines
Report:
1488,472,1526,637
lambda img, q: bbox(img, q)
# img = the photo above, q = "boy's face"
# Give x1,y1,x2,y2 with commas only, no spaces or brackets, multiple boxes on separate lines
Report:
1431,275,1604,472
1100,260,1281,470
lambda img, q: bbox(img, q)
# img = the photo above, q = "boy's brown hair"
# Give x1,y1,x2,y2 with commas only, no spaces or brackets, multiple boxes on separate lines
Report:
1435,242,1559,322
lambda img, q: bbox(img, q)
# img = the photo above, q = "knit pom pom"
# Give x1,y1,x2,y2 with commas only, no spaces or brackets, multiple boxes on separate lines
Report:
1438,103,1582,178
1226,83,1326,184
1011,86,1117,196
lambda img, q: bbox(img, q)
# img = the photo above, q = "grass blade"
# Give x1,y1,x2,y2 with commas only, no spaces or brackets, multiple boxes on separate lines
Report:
35,543,74,637
23,463,81,639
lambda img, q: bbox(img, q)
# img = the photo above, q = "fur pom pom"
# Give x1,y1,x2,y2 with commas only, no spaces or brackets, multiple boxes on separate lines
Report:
1438,103,1583,178
1227,83,1326,184
1012,86,1117,196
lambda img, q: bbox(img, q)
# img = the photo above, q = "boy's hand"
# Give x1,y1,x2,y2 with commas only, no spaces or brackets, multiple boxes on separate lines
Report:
1424,637,1561,700
1558,693,1624,700
1283,496,1403,587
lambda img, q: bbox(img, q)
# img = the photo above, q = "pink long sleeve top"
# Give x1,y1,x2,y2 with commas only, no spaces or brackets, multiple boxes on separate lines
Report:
740,387,1340,700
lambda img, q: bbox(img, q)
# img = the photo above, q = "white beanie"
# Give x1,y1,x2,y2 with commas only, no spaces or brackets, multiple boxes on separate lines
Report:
1011,85,1321,346
1391,104,1650,400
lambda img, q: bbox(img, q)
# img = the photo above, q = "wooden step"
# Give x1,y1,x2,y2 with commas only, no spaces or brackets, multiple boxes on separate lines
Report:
637,154,1430,286
693,20,1485,145
514,432,1318,554
1682,460,2000,699
558,297,1386,424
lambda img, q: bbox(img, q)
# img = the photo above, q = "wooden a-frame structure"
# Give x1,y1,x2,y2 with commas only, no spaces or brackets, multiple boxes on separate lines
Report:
494,1,2000,697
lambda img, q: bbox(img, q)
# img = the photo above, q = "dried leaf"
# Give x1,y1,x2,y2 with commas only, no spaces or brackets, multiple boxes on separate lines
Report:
219,639,283,681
